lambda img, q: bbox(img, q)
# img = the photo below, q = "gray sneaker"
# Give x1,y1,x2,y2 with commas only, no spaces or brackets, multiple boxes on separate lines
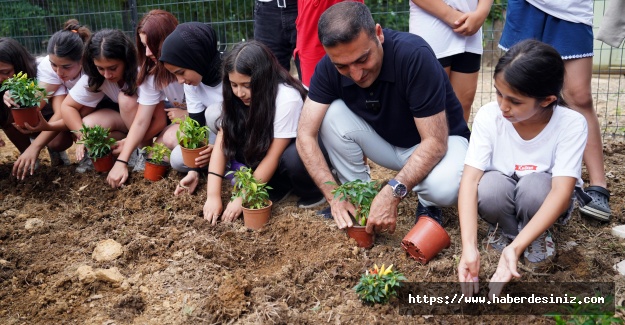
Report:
523,231,556,269
48,148,71,166
483,224,510,253
579,186,611,222
76,155,94,173
132,149,146,172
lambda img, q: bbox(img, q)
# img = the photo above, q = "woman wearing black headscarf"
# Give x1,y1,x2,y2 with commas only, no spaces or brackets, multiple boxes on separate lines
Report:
161,22,224,195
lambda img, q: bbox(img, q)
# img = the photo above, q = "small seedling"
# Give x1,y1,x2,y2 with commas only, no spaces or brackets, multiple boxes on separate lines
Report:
142,142,171,165
354,264,407,304
175,116,209,149
0,72,48,107
328,179,382,226
229,166,272,209
75,124,116,161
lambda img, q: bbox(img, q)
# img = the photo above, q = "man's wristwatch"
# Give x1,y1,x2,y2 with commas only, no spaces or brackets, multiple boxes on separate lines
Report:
388,179,408,199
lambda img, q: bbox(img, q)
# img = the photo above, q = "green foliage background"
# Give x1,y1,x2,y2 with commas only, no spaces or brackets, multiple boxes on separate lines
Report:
0,0,422,55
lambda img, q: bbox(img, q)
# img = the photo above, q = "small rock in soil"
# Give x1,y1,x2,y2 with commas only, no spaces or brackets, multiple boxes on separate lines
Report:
24,218,43,230
92,239,123,262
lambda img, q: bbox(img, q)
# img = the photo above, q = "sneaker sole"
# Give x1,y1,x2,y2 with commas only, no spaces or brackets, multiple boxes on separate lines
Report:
298,197,327,209
579,206,611,222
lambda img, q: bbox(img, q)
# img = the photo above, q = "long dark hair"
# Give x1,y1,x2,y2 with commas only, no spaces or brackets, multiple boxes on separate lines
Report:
0,37,37,79
47,19,91,62
220,40,307,167
495,39,564,109
82,29,138,96
136,10,178,89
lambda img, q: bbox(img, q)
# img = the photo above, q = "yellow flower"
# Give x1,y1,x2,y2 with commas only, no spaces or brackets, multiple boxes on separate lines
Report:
381,264,393,275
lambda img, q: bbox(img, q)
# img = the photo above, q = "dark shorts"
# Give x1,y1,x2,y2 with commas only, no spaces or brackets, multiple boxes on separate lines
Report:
95,96,120,112
437,52,482,73
499,0,593,59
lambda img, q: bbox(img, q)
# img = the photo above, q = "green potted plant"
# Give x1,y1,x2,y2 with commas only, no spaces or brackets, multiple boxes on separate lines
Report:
0,72,47,128
329,179,382,248
175,116,209,168
142,142,171,181
75,124,117,173
229,166,273,230
354,263,407,304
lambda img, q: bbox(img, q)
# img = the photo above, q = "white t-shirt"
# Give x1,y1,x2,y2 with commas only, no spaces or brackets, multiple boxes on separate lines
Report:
69,74,125,107
137,75,185,107
273,83,303,138
184,82,223,114
526,0,593,26
37,55,83,97
409,0,483,58
464,102,587,187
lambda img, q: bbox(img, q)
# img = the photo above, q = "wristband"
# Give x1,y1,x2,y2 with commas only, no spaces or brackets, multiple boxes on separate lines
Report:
116,159,128,165
208,171,225,179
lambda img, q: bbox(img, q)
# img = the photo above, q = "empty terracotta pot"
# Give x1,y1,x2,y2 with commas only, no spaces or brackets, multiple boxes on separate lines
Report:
11,107,39,128
346,226,375,249
92,153,115,173
180,143,208,168
401,216,450,264
144,160,169,181
242,200,273,230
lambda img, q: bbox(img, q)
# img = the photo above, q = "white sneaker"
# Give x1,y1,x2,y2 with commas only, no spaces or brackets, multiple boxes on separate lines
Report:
127,148,140,168
48,148,71,166
132,149,146,172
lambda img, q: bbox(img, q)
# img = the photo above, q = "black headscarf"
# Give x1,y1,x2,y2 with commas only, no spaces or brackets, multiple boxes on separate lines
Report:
160,22,222,87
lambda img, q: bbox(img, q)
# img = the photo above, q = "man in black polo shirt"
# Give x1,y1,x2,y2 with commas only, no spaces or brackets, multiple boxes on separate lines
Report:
296,1,470,234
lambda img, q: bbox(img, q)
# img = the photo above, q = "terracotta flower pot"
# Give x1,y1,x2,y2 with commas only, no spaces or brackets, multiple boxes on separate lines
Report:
91,153,115,173
401,216,450,264
11,106,39,128
180,143,208,168
346,225,375,249
242,200,273,230
144,160,169,181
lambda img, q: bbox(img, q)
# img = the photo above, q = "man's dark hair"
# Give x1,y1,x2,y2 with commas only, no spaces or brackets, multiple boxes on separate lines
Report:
318,1,377,48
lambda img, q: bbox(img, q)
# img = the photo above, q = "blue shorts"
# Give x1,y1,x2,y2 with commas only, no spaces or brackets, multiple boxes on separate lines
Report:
499,0,593,60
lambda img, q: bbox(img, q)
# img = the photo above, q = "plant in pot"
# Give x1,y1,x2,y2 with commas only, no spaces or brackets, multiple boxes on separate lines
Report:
0,72,47,128
229,166,273,230
142,142,171,181
175,116,209,168
354,264,407,304
329,179,382,249
75,124,117,173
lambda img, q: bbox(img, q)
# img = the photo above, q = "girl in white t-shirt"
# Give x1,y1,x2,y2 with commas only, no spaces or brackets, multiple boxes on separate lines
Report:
7,20,90,178
202,41,325,225
61,29,139,168
106,10,181,188
457,40,589,298
160,22,224,195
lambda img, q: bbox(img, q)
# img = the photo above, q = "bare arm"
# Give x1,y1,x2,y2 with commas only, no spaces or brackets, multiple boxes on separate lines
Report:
204,131,228,225
457,165,484,296
411,0,464,28
489,176,576,297
60,94,87,135
453,0,493,36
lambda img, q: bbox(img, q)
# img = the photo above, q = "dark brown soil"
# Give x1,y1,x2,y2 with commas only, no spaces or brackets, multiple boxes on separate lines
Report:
0,132,624,324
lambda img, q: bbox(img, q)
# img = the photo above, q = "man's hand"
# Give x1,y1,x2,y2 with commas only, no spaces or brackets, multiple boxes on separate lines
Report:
365,186,400,234
330,197,356,229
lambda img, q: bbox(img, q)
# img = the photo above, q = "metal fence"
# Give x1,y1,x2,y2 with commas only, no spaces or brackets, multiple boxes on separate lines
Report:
1,0,624,135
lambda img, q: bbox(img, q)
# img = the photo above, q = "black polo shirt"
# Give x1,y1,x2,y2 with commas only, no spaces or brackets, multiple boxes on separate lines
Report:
308,29,470,148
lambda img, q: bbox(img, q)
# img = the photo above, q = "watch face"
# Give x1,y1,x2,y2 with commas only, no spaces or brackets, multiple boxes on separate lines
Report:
395,183,408,198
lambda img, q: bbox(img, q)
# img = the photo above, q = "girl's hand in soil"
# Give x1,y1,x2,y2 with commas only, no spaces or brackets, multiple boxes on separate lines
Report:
222,197,243,223
488,246,521,299
365,186,399,234
203,195,223,225
194,144,213,168
107,162,129,188
458,246,480,297
164,107,188,122
13,145,40,180
174,171,200,196
330,197,357,229
3,90,17,108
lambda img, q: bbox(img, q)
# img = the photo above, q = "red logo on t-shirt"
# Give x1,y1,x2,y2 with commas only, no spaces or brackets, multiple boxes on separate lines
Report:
515,165,537,171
